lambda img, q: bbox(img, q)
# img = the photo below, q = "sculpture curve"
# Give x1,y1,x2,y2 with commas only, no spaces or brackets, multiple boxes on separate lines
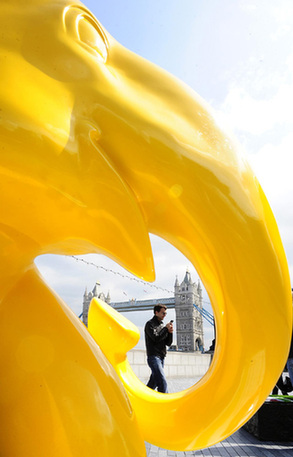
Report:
0,0,292,455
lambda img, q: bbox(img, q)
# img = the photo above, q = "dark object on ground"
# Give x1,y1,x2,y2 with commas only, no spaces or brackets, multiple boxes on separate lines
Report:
243,397,293,441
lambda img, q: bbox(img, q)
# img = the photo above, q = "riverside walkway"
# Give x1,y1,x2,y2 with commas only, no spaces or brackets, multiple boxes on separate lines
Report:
144,378,293,457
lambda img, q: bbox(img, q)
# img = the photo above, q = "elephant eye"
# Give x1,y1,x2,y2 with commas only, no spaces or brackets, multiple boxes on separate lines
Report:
77,15,108,63
63,6,108,63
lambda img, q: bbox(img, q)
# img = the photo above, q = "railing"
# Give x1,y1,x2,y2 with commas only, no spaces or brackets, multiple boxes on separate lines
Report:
111,296,176,312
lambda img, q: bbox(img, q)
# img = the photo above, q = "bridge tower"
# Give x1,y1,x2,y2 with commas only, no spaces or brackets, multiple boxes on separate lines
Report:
175,270,204,352
82,282,110,327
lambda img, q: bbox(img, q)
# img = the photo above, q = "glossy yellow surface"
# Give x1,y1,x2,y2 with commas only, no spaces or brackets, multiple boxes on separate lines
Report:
0,0,291,455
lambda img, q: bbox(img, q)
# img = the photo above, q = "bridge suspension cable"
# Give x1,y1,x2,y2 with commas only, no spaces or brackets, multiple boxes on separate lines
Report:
193,304,214,326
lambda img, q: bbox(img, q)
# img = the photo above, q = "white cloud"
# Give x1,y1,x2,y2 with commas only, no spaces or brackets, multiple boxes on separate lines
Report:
247,136,293,277
247,133,293,201
239,0,293,31
211,20,293,290
217,82,293,136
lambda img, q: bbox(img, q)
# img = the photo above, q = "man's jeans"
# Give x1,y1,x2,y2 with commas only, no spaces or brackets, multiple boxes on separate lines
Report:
147,355,168,393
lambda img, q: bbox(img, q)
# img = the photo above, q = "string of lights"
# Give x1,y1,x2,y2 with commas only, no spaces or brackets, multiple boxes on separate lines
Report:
71,256,173,294
71,255,212,306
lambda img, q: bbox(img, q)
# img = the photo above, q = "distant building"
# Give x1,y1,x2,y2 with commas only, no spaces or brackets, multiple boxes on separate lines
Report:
82,270,204,352
82,282,110,327
174,270,204,352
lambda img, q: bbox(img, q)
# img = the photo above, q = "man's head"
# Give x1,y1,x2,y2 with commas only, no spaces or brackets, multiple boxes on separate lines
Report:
154,304,167,321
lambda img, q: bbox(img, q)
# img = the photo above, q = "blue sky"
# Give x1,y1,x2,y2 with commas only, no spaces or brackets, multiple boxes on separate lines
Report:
36,0,293,350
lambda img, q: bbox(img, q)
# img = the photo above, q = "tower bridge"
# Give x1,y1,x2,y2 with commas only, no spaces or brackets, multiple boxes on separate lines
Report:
82,270,209,352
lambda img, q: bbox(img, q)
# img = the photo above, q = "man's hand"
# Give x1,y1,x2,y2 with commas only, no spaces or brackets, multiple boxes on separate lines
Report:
166,322,173,333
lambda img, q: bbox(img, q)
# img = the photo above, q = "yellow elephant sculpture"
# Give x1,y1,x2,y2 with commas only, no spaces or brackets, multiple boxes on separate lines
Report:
0,0,291,456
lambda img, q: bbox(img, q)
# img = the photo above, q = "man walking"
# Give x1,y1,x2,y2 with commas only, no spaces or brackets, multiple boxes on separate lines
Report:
144,304,173,393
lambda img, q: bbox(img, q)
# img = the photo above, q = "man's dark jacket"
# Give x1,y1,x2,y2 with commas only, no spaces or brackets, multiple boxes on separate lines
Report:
144,315,173,358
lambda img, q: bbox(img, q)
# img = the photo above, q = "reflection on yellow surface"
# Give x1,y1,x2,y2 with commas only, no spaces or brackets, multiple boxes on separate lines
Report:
0,0,291,455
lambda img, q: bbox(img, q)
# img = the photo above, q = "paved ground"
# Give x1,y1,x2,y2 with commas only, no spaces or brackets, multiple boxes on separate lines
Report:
143,378,293,457
145,428,293,457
